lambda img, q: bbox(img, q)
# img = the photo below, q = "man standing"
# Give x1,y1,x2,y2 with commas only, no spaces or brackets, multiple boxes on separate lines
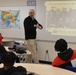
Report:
24,9,43,64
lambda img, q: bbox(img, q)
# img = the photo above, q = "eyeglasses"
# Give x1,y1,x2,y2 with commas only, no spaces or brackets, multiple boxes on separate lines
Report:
30,12,35,13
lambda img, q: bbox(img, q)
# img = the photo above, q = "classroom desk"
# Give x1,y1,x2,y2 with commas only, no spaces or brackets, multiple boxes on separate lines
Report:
2,38,14,42
0,63,76,75
5,47,31,55
2,38,25,43
5,47,32,63
14,63,76,75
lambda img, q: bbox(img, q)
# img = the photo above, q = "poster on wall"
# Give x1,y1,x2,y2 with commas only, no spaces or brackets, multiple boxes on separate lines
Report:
0,10,20,29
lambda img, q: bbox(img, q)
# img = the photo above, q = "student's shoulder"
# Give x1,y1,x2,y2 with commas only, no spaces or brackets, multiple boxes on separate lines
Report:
11,66,27,75
74,49,76,52
70,49,76,60
52,56,62,66
0,68,2,71
73,49,76,55
16,66,27,73
0,68,4,74
73,49,76,54
11,67,25,75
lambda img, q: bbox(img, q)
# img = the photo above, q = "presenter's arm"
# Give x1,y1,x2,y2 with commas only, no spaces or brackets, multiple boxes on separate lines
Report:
34,19,43,29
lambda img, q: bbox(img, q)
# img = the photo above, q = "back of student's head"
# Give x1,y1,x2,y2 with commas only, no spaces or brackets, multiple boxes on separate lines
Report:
54,39,68,52
2,52,16,67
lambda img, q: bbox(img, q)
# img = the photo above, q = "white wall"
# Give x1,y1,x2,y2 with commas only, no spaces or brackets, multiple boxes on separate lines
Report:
37,41,56,61
0,0,27,6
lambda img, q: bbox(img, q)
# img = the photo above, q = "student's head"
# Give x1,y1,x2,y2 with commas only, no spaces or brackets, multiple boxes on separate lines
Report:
29,9,35,17
54,39,68,52
2,52,16,68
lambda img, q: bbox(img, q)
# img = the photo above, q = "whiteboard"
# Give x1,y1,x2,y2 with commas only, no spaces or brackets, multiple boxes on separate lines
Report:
0,6,35,39
36,0,76,43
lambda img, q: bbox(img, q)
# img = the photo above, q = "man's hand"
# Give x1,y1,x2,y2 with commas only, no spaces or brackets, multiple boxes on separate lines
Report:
38,26,43,29
35,24,43,29
35,24,40,28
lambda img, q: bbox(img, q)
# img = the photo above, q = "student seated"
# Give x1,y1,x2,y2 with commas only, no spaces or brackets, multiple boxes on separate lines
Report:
52,39,76,72
0,52,27,75
0,45,7,63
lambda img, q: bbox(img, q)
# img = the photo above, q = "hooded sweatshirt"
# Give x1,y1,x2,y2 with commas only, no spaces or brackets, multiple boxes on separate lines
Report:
52,48,76,67
0,66,27,75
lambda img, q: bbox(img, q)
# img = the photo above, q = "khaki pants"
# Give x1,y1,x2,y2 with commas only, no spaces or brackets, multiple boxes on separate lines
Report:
26,39,39,64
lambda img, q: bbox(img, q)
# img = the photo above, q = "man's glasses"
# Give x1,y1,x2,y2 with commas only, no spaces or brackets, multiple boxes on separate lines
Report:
30,12,35,14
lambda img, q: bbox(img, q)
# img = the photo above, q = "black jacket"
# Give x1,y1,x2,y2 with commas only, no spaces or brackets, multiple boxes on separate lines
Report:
24,16,42,40
0,45,7,63
0,45,7,55
0,66,27,75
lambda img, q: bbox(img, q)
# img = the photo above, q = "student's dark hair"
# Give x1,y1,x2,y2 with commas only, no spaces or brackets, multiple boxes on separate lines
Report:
2,52,16,66
54,39,68,52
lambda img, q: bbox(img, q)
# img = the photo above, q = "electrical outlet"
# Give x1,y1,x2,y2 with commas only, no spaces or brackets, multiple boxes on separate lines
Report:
46,50,48,53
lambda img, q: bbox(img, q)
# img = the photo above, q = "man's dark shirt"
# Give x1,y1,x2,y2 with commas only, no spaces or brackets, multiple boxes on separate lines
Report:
24,16,42,40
